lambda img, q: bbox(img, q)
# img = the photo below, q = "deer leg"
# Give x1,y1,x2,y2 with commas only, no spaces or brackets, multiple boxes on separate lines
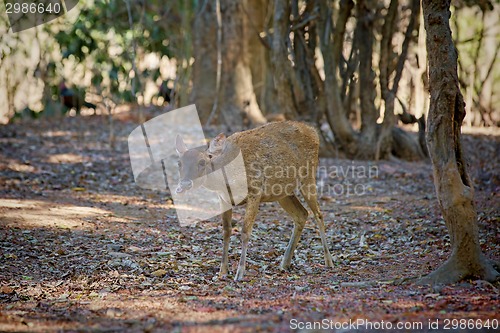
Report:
219,208,233,279
234,196,260,281
278,195,308,270
300,184,334,268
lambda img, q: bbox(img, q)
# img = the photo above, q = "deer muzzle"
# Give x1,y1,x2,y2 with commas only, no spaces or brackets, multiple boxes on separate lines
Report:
176,179,193,194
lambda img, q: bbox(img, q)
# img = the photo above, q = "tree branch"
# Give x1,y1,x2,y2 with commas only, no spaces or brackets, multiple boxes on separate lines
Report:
392,0,420,94
380,0,398,100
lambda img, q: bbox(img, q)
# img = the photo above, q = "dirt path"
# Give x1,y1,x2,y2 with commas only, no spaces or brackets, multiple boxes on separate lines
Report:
1,116,499,332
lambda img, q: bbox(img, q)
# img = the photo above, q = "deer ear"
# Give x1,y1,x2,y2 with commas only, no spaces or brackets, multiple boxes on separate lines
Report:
208,133,226,157
175,135,187,155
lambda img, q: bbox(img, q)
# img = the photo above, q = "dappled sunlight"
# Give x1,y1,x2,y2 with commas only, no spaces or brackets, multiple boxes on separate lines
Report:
46,153,87,164
0,199,42,209
5,161,36,173
0,198,109,230
461,126,500,136
349,205,387,212
78,193,162,205
174,203,219,214
40,130,73,138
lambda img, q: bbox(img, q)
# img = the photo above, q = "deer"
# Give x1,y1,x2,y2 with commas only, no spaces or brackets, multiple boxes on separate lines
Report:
175,121,334,281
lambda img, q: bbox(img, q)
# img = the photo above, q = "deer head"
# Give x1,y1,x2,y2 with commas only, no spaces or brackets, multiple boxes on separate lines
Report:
175,133,226,194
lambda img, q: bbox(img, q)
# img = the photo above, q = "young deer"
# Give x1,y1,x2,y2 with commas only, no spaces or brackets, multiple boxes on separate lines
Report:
175,121,334,281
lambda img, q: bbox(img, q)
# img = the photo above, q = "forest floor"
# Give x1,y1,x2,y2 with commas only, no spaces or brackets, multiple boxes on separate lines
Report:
0,114,499,332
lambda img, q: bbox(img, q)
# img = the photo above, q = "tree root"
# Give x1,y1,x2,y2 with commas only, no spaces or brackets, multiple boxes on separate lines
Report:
391,127,426,161
490,259,500,272
418,254,500,286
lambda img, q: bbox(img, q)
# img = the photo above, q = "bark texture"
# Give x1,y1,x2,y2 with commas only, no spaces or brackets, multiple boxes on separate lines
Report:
272,0,299,120
377,0,420,160
420,0,499,285
190,1,217,122
219,0,266,128
191,0,266,127
317,0,356,150
356,0,378,159
190,1,217,123
315,0,422,160
192,0,428,161
246,0,278,116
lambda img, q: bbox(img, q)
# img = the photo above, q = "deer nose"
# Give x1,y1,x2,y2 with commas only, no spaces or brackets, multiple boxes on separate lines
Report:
176,179,193,193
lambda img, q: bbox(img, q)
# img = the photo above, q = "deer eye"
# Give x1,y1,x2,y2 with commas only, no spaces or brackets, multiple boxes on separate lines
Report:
177,161,182,168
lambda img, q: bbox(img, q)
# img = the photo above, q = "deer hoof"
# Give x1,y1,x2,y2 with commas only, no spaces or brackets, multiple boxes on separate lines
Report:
280,264,290,271
280,259,292,271
234,269,245,282
325,256,334,268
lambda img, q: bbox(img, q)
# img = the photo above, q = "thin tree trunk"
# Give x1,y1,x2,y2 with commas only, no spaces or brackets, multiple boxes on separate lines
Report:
292,0,319,121
245,0,275,116
317,0,356,152
266,0,426,161
420,0,499,285
414,5,428,120
377,0,421,160
190,1,217,122
272,0,299,120
356,0,378,159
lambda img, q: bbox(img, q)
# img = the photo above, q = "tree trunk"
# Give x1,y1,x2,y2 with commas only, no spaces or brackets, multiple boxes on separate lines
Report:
291,0,318,122
190,0,217,122
191,0,266,127
420,0,499,285
265,0,426,161
414,6,428,119
246,0,278,117
356,0,378,159
317,0,356,151
219,0,267,128
271,0,299,120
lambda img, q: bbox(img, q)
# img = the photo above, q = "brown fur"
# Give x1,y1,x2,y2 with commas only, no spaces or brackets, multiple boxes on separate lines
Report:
176,121,334,281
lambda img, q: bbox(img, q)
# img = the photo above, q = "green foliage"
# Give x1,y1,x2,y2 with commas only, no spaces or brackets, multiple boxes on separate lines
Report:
51,0,190,101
